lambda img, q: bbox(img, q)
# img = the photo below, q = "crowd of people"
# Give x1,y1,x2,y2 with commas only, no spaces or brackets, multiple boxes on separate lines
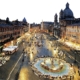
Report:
22,33,80,80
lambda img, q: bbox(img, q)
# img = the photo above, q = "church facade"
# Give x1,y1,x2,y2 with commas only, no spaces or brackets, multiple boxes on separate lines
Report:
41,21,54,33
53,13,60,38
59,2,80,45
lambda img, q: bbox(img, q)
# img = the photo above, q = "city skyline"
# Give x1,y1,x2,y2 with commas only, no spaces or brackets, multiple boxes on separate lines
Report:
0,0,80,23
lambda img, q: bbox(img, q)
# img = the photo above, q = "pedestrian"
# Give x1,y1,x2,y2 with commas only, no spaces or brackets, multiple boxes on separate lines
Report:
37,50,39,53
22,58,24,62
78,68,80,76
70,76,72,80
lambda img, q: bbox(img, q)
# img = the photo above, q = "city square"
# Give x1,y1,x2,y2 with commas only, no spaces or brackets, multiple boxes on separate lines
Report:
17,32,80,80
0,1,80,80
0,31,80,80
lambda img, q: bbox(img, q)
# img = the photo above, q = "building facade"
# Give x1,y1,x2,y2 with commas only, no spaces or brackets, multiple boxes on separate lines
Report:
41,21,54,33
0,18,28,52
59,2,80,45
66,24,80,44
30,23,41,33
53,13,60,38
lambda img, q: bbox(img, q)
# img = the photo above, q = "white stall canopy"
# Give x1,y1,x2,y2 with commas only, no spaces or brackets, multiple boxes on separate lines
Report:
3,46,18,51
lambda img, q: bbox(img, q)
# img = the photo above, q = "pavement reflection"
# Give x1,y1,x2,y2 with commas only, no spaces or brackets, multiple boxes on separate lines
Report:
18,66,43,80
18,33,80,80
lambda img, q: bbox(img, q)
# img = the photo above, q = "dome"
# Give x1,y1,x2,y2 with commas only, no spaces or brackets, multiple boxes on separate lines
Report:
23,17,27,22
63,3,74,18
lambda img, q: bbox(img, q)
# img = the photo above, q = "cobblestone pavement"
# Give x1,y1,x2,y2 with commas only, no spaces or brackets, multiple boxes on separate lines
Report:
1,33,80,80
18,33,80,80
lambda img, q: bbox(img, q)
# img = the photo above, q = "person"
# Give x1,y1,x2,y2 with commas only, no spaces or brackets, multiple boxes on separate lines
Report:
78,66,80,76
22,58,24,62
78,70,80,76
23,49,24,53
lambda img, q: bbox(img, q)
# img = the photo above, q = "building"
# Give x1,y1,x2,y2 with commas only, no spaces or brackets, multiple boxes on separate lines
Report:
0,18,28,52
53,13,60,38
22,17,28,32
41,21,54,33
59,2,80,49
30,23,41,33
66,23,80,44
59,2,80,41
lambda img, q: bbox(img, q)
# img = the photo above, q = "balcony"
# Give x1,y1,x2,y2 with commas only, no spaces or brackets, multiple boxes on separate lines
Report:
13,34,20,39
0,31,13,35
0,37,10,42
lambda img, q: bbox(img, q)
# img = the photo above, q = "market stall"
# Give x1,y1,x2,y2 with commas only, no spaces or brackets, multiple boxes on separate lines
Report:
3,46,18,54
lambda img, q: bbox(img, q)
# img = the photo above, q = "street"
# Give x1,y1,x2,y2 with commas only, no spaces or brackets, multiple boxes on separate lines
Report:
0,33,80,80
18,33,80,80
0,42,24,80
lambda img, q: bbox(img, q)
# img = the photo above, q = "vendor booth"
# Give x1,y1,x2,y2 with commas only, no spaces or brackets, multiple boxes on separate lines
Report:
3,46,18,54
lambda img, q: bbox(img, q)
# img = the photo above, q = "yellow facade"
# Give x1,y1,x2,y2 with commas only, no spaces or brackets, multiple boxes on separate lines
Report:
66,25,80,44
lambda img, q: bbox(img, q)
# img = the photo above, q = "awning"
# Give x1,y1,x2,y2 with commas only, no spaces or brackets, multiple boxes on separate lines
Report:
3,46,18,51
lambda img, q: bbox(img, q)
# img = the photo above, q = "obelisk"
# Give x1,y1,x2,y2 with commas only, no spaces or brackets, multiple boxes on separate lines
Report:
41,20,43,30
29,23,30,33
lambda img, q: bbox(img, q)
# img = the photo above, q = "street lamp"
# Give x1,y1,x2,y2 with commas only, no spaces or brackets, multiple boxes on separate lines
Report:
74,50,77,63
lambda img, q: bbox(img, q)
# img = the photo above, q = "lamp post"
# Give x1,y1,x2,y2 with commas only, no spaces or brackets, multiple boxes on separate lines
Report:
74,50,77,63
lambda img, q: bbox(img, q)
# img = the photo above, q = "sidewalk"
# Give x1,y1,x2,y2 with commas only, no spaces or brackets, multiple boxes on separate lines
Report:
55,39,80,80
7,53,23,80
58,39,80,50
18,35,80,80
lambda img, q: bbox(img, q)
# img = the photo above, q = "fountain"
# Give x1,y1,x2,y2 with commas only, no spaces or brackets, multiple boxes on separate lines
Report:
32,57,71,78
31,43,74,79
41,58,64,72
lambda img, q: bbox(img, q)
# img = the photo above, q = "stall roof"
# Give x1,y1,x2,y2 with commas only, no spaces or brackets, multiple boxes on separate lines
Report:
3,46,18,51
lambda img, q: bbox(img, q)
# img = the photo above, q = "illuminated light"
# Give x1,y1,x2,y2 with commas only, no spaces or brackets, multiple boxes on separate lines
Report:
60,62,63,66
19,68,30,80
65,42,80,49
30,53,33,62
11,41,13,46
26,33,30,35
58,40,80,50
4,44,6,47
69,66,74,76
52,67,57,70
41,62,44,65
2,52,5,56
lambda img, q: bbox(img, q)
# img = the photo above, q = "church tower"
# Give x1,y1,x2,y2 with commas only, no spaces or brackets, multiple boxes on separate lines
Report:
59,9,64,20
54,13,58,27
29,23,30,33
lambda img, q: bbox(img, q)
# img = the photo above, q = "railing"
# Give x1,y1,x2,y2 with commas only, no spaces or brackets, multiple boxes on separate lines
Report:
7,31,13,34
0,31,13,35
13,34,20,38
